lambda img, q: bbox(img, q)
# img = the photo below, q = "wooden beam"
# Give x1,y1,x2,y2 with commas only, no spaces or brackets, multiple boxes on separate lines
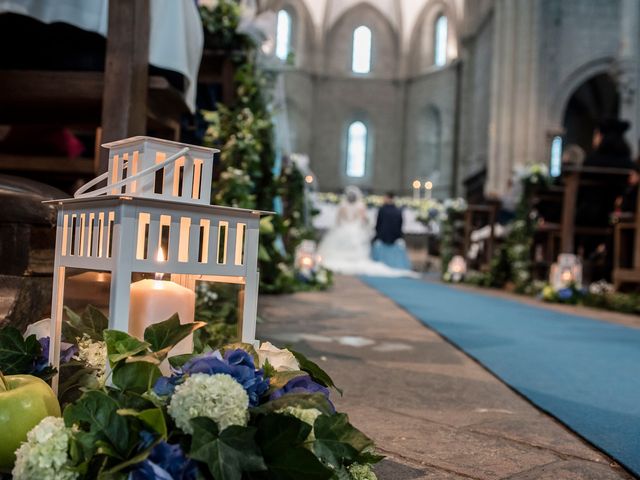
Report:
560,171,579,253
99,0,150,173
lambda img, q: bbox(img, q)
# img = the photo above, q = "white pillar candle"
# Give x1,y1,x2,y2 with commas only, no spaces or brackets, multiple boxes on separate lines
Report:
129,278,196,357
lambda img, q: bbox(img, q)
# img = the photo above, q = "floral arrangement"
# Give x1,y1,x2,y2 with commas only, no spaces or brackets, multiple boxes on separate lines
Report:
315,192,441,213
437,198,468,276
540,283,585,305
6,316,380,480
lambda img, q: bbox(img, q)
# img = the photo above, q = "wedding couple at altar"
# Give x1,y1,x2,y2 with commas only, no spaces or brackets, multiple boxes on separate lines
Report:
318,186,416,277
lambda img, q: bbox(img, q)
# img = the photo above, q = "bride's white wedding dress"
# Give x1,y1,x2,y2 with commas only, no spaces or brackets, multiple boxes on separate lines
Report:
318,191,417,277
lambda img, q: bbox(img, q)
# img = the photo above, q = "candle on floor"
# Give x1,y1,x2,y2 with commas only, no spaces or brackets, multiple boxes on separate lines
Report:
129,251,195,357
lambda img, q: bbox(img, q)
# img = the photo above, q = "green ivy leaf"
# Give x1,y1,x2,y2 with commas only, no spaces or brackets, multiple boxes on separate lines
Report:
289,350,342,395
189,417,266,480
168,353,197,369
251,393,335,417
64,390,130,457
112,361,161,394
312,414,374,469
117,407,167,439
253,413,332,480
0,327,41,374
103,330,150,366
63,305,109,342
144,314,206,354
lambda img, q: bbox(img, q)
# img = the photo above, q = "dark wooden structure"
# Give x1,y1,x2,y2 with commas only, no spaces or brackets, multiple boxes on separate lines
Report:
0,0,189,183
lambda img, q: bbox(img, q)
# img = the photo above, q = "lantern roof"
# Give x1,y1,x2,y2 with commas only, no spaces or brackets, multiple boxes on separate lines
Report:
101,136,218,156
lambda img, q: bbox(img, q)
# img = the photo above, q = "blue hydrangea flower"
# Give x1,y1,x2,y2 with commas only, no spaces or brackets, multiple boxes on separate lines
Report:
33,337,76,373
557,288,573,300
153,349,269,406
130,439,197,480
270,375,334,411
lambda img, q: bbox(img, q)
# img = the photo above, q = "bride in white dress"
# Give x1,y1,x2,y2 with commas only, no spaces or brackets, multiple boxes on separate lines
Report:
317,186,416,277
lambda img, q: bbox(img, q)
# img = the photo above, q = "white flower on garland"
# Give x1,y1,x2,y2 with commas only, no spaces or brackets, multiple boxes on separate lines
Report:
277,406,322,443
348,463,378,480
168,373,249,434
12,417,77,480
257,342,300,372
74,334,107,383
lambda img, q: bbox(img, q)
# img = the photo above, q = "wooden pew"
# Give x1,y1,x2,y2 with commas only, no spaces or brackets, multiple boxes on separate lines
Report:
559,165,632,253
612,192,640,288
0,0,189,180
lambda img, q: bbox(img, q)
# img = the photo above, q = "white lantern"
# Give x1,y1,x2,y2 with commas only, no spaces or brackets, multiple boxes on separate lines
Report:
550,253,582,290
295,240,320,272
447,255,467,282
46,137,267,389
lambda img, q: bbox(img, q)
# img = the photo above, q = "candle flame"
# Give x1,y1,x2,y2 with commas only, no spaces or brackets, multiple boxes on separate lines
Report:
155,248,165,280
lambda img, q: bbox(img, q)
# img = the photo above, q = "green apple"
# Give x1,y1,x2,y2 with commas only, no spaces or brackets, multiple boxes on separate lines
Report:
0,373,61,472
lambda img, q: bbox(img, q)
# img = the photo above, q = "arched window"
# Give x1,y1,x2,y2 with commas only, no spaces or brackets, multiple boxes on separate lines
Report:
433,15,448,67
346,121,368,177
275,9,292,60
352,26,372,73
550,135,563,177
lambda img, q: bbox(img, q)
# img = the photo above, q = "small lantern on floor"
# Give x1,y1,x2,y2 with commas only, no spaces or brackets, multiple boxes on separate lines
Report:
46,137,268,390
295,240,321,273
550,253,582,290
447,255,467,282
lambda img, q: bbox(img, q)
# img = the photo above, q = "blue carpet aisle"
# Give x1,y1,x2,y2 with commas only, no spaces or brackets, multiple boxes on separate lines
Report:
362,276,640,476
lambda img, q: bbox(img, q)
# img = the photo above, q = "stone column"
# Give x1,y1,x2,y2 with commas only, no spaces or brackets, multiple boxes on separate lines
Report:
618,0,640,155
486,0,540,197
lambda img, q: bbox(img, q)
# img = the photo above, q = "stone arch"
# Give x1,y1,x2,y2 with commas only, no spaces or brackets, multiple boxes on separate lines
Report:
324,2,400,77
408,0,459,75
549,56,616,127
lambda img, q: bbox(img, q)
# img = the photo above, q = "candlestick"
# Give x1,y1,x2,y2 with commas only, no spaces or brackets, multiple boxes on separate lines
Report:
412,180,421,200
129,278,195,357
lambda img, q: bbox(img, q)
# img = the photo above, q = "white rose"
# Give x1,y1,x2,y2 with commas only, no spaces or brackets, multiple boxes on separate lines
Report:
24,318,51,339
257,342,300,372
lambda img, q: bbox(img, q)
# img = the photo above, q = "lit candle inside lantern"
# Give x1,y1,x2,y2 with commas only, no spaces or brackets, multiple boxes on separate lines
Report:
129,249,195,357
560,269,573,284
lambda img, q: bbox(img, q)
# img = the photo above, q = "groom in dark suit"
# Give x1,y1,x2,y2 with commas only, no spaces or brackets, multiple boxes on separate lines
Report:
375,192,403,245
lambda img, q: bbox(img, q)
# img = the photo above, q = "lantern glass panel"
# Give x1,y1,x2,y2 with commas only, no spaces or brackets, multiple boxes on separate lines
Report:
62,269,112,326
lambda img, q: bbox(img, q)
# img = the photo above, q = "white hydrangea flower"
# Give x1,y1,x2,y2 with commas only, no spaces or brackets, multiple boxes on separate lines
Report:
257,342,300,372
348,463,378,480
74,334,107,382
277,406,322,443
168,373,249,434
12,417,77,480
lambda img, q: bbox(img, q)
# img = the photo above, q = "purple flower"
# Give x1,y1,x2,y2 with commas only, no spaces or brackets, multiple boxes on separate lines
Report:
33,337,77,373
153,349,269,406
270,375,334,411
130,439,197,480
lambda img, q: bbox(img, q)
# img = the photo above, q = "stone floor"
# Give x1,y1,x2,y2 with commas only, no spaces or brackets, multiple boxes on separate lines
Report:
257,276,635,480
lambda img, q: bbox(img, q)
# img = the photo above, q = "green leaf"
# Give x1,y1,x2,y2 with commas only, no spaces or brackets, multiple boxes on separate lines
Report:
189,417,266,480
168,353,197,369
312,414,374,468
63,305,109,342
144,314,206,354
112,361,161,394
251,393,335,417
117,407,167,438
254,414,332,480
103,330,150,366
64,390,130,457
0,327,42,374
290,349,342,395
